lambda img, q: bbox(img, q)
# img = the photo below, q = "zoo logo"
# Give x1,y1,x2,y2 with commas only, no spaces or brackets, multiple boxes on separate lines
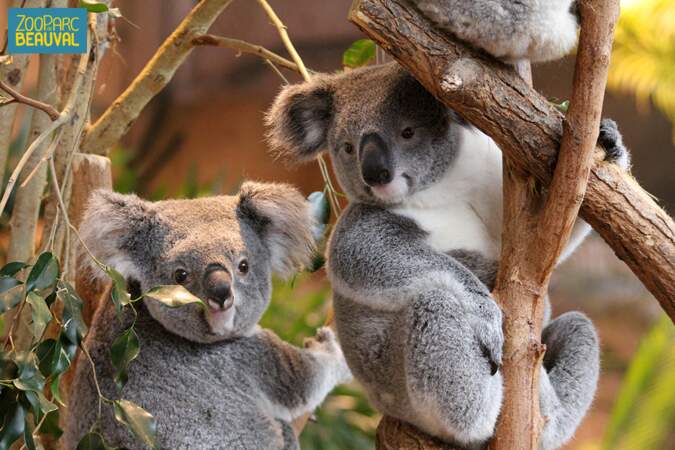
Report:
7,8,87,54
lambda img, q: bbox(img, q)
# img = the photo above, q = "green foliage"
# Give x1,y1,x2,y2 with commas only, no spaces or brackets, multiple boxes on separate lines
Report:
78,1,109,13
602,315,675,450
609,0,675,141
110,326,140,391
113,399,159,450
144,285,205,308
343,39,376,68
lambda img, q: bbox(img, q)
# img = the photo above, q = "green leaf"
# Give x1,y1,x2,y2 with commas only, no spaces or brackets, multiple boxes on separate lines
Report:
58,281,88,344
0,399,26,450
0,285,23,314
50,374,64,406
78,0,109,13
144,285,204,308
554,99,570,113
25,253,59,293
113,399,158,450
13,353,45,394
77,432,107,450
26,292,52,340
37,410,62,440
0,262,29,277
342,39,376,68
0,277,21,295
110,326,140,391
107,267,131,315
23,417,36,450
36,339,70,378
308,191,330,225
23,390,57,422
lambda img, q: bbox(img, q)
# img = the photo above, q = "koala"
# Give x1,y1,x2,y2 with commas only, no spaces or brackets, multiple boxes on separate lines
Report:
62,182,352,450
409,0,580,62
266,62,630,449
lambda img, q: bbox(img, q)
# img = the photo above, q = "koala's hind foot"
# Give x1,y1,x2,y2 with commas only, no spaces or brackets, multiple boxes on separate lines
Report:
598,119,631,169
404,288,503,446
538,312,600,450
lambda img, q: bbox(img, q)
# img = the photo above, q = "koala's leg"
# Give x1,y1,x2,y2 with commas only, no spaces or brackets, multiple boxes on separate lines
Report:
538,312,600,450
411,0,578,62
404,287,504,446
558,119,632,262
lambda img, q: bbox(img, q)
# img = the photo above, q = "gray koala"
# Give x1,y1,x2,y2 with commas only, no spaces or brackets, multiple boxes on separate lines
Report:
265,63,630,449
409,0,580,62
62,182,351,450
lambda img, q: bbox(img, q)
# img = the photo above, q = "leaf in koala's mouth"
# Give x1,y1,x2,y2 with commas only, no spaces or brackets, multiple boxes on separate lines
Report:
144,285,205,308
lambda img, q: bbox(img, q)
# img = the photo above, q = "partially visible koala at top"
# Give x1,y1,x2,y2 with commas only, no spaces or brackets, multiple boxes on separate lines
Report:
266,63,630,449
62,182,352,450
409,0,581,62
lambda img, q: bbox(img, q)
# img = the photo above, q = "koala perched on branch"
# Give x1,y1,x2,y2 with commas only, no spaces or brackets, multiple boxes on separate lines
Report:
63,182,351,450
409,0,580,62
266,63,629,449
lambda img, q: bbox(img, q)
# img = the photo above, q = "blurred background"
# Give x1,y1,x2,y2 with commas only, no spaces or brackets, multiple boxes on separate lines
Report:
1,0,673,449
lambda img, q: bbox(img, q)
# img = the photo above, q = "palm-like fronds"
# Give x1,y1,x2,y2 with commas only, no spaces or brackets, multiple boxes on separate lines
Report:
609,0,675,142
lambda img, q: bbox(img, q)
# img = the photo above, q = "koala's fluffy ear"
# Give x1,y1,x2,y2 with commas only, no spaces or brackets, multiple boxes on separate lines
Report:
237,181,316,278
78,190,159,281
265,76,334,163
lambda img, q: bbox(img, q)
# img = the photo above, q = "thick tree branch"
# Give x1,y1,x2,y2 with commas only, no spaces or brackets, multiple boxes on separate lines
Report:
79,0,235,156
349,0,675,320
492,2,620,449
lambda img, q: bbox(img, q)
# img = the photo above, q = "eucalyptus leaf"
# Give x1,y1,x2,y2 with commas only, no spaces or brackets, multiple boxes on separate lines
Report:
78,0,109,13
144,285,204,308
0,285,23,314
58,281,87,344
0,400,26,450
36,339,70,378
308,191,330,225
111,326,140,391
23,390,57,422
343,39,376,68
26,292,52,340
50,374,64,406
25,253,59,293
0,277,21,295
13,353,44,393
23,417,36,450
0,262,29,277
113,399,158,450
554,99,570,113
108,7,122,18
107,267,131,314
77,432,107,450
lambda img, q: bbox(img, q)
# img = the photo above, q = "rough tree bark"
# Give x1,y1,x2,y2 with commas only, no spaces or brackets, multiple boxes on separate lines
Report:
349,0,674,320
492,2,620,448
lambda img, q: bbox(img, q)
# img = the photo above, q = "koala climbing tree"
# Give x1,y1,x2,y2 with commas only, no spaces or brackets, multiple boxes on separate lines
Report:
347,0,674,449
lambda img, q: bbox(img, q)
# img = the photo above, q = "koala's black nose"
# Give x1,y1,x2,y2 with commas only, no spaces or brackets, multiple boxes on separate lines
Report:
203,266,233,309
360,133,393,186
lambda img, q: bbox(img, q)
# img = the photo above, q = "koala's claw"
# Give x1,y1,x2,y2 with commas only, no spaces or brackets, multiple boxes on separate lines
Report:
597,118,630,169
304,327,338,350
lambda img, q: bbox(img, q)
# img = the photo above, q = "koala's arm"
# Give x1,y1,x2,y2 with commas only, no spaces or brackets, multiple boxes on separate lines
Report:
328,203,503,366
558,119,632,262
252,328,351,420
410,0,579,62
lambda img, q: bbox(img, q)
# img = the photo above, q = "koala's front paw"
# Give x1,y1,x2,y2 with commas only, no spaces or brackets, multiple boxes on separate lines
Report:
598,119,631,170
471,298,504,376
305,327,352,383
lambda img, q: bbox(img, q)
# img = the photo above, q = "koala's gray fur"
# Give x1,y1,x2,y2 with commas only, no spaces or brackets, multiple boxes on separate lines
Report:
409,0,580,62
266,63,630,449
63,182,351,450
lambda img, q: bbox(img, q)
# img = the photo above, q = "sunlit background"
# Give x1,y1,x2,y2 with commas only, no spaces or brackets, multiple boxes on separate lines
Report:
1,0,673,449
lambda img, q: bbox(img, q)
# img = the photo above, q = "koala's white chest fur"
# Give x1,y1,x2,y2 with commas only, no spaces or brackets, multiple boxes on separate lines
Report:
393,127,503,259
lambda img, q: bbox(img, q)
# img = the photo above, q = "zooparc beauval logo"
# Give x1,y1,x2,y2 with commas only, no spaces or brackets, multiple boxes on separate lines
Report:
7,8,87,54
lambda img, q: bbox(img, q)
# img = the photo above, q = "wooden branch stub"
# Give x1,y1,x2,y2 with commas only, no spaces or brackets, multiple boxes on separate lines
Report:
376,416,460,450
350,0,675,320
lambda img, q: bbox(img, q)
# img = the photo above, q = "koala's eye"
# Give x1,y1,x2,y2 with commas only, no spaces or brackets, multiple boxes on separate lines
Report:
173,269,189,285
401,127,415,139
343,143,354,155
238,259,249,275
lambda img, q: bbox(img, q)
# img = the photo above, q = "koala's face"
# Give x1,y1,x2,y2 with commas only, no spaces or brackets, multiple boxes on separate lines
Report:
79,182,315,343
266,63,465,206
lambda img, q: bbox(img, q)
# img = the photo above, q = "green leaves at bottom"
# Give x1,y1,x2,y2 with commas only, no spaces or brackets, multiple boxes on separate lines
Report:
113,399,158,450
0,399,26,450
26,292,52,340
343,39,376,68
110,326,140,390
77,432,107,450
